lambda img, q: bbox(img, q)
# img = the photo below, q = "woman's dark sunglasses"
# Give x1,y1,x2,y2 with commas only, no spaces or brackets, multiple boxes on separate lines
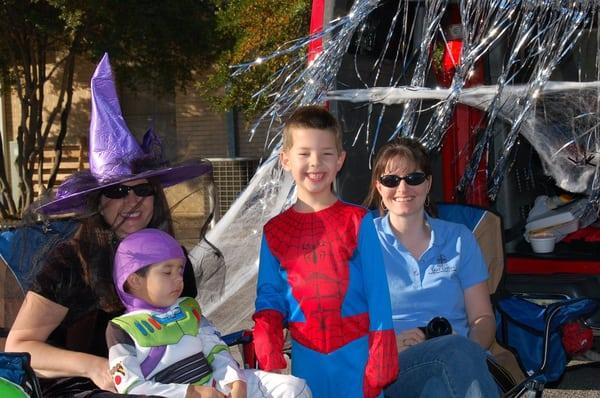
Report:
379,172,427,188
101,182,155,199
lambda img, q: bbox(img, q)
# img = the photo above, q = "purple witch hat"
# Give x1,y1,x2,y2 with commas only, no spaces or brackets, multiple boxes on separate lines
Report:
38,53,211,214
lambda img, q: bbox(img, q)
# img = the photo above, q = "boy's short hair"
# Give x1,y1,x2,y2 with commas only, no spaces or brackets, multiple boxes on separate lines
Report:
123,266,149,293
282,106,343,153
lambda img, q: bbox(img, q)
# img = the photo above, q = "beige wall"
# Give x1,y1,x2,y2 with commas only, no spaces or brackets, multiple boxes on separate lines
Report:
175,85,229,158
236,115,268,158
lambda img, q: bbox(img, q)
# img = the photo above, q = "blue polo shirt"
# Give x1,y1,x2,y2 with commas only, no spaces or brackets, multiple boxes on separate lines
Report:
374,213,489,337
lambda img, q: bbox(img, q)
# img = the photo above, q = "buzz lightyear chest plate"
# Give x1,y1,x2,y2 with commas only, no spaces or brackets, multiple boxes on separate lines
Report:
112,297,202,347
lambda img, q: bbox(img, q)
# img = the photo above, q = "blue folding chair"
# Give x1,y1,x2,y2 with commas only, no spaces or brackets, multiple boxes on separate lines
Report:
496,295,597,397
437,203,599,397
0,352,42,398
0,220,78,341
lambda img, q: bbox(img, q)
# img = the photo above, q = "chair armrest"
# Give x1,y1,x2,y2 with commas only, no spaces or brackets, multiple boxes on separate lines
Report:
221,330,253,346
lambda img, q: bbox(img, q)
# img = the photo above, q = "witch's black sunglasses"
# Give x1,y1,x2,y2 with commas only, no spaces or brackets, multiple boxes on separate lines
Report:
101,182,155,199
379,172,428,188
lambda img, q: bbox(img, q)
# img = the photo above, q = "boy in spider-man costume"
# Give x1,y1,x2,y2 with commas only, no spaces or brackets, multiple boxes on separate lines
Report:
253,106,399,398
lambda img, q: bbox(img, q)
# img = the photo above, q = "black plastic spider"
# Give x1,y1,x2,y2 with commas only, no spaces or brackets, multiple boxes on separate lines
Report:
568,152,597,168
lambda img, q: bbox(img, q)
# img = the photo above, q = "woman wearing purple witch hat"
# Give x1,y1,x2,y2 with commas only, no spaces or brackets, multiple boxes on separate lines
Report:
6,54,212,397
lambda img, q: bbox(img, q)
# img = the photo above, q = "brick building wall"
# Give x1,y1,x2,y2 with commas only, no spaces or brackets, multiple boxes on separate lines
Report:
172,85,265,246
235,115,269,158
175,86,229,158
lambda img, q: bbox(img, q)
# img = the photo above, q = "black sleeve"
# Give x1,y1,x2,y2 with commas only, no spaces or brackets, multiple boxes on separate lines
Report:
181,246,197,299
30,242,84,307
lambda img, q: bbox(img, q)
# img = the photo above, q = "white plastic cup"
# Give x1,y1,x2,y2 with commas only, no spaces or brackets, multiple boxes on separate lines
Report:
530,236,556,253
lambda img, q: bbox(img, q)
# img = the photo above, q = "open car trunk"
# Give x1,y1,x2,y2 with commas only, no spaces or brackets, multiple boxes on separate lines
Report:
325,0,600,340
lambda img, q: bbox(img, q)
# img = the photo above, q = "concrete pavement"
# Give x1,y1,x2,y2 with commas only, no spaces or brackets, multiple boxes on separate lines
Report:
545,361,600,398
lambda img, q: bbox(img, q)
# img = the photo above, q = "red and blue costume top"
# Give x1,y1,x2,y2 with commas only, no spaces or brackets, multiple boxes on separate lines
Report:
253,200,398,398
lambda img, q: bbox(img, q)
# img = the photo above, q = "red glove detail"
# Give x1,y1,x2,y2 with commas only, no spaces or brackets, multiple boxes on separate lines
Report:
561,321,593,356
363,329,399,398
252,309,287,370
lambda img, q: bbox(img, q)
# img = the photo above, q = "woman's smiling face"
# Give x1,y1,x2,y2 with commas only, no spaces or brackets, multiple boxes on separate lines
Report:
99,179,155,238
376,155,431,218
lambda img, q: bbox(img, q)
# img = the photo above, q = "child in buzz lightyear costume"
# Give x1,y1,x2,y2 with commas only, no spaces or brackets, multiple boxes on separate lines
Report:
106,228,311,398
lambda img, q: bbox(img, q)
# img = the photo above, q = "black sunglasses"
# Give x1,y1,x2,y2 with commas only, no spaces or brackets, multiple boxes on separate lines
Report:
101,182,155,199
379,172,427,188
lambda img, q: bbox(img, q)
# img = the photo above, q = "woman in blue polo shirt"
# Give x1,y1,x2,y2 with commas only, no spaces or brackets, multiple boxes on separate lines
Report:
364,137,499,398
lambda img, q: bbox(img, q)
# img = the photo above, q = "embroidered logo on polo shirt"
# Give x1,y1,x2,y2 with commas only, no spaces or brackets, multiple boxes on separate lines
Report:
428,255,457,274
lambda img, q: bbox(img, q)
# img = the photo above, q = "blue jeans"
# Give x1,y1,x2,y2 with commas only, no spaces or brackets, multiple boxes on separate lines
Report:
384,335,500,398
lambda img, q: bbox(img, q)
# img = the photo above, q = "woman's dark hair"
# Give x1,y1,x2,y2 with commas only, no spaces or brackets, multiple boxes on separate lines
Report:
74,177,173,312
363,137,433,216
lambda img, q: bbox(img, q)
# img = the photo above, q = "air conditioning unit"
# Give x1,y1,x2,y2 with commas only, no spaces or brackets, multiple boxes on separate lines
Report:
209,158,260,220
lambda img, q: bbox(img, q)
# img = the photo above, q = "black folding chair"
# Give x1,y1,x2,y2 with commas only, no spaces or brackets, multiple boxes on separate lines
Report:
0,352,43,398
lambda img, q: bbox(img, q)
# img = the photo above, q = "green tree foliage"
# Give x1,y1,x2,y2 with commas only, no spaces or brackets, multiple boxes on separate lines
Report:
0,0,217,218
202,0,311,120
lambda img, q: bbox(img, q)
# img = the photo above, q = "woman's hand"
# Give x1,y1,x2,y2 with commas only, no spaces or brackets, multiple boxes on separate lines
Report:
228,380,247,398
84,356,115,392
186,385,226,398
395,328,426,352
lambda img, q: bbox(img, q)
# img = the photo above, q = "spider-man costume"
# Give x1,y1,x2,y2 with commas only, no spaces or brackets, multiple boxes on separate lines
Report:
254,200,398,398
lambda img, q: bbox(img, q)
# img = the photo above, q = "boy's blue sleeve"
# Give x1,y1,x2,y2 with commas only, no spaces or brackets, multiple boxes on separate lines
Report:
253,232,288,371
357,212,394,331
357,211,399,397
254,233,288,316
